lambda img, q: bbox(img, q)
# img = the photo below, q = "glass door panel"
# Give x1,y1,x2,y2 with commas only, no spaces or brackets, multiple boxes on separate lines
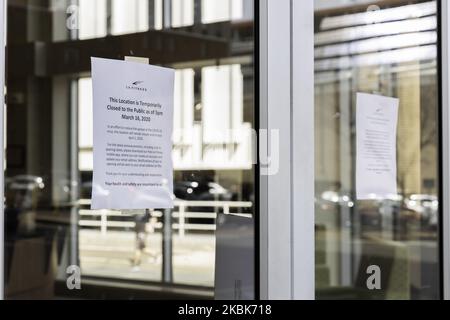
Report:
314,0,441,300
4,0,256,299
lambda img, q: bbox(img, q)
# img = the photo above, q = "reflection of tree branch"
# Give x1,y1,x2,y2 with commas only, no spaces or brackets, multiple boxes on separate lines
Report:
397,146,420,195
398,99,437,194
420,109,437,149
421,132,436,149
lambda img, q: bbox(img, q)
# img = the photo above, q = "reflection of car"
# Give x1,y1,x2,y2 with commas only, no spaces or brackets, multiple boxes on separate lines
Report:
56,178,77,196
5,175,46,235
315,190,354,210
359,200,403,231
174,181,233,201
7,175,45,191
6,175,45,209
80,181,93,199
405,194,438,227
81,179,235,203
174,181,234,225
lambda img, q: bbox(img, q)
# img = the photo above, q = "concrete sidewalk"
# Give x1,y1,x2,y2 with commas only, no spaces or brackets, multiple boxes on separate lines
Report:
79,229,215,287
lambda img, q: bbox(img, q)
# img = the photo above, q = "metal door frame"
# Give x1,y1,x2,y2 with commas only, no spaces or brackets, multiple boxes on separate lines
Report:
0,0,5,301
440,0,450,301
258,0,315,300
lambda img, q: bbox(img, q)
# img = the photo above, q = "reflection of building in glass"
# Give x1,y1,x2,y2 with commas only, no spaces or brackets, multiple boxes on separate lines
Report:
79,64,253,172
5,0,255,298
314,1,439,300
77,0,255,200
78,0,253,39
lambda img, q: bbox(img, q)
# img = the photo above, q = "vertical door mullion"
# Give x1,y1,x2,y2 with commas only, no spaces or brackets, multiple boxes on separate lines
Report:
0,0,5,301
259,0,292,299
441,0,450,301
259,0,315,300
291,0,315,300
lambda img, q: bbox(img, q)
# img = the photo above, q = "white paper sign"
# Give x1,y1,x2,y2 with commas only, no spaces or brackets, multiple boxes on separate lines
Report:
91,57,174,209
356,93,399,200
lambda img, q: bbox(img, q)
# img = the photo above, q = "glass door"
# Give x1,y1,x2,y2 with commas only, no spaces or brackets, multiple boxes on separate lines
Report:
3,0,256,299
314,0,441,300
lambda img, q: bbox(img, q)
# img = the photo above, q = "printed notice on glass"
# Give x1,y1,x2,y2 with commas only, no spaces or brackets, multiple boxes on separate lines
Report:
91,57,174,210
356,93,399,200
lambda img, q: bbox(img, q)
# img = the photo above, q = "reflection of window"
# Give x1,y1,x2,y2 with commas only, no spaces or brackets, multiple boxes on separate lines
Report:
78,64,249,172
202,65,243,144
78,78,93,171
172,0,194,27
193,68,202,122
174,69,194,145
202,0,243,23
111,0,150,35
79,0,107,40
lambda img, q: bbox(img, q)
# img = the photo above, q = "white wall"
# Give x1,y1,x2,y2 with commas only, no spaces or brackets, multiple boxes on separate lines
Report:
78,0,251,39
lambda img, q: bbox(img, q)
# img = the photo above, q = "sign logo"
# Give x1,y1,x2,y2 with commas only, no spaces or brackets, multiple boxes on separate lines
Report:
126,81,148,92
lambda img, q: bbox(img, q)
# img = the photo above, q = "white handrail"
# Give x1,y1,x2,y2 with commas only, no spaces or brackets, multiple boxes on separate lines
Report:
77,199,253,208
77,199,253,237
